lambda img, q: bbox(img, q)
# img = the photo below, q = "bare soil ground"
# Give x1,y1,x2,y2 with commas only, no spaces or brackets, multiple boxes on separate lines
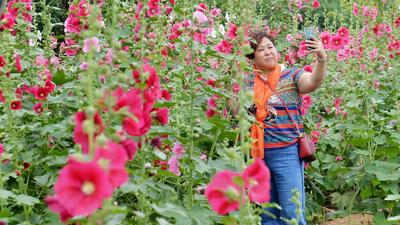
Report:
319,214,374,225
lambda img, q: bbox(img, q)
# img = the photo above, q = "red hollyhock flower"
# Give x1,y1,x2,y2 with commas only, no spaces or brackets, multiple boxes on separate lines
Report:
0,90,5,103
34,87,49,100
319,31,331,49
73,111,104,154
337,26,349,38
45,195,73,223
45,79,56,93
94,142,128,189
0,56,6,68
10,100,22,110
147,0,161,17
54,158,113,216
15,54,22,72
156,108,169,125
161,89,171,100
312,0,320,9
227,23,238,40
205,170,241,215
329,34,344,50
120,138,138,160
33,103,43,114
242,159,271,203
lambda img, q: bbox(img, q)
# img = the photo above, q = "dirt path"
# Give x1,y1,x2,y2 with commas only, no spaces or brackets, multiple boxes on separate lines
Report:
319,214,374,225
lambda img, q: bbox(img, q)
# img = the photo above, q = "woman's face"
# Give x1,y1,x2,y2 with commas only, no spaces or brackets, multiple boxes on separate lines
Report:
253,37,278,71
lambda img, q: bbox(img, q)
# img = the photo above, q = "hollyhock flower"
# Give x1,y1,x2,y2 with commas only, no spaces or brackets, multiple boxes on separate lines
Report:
0,144,3,156
95,142,128,189
120,138,138,160
10,100,22,110
0,56,6,68
50,56,60,66
215,40,233,54
15,88,23,99
147,0,161,17
206,108,217,118
312,0,320,9
83,37,101,53
80,62,89,70
73,111,104,154
193,32,208,45
319,31,331,49
54,158,113,216
227,23,237,40
156,108,169,125
205,170,241,215
0,90,5,103
329,34,344,50
335,156,343,161
173,142,185,159
374,80,380,89
353,3,358,15
297,40,309,58
243,159,271,203
45,79,56,93
200,153,207,160
233,82,240,95
161,89,172,100
310,130,320,144
210,8,221,17
296,0,302,9
207,97,217,108
193,11,208,24
334,97,342,115
369,48,378,60
34,87,49,101
45,195,73,223
105,48,113,65
15,54,22,72
168,156,181,176
33,103,43,114
35,55,49,67
337,26,349,38
197,3,208,12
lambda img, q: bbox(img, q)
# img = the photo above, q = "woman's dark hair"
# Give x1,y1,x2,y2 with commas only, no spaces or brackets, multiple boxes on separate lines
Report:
246,31,276,59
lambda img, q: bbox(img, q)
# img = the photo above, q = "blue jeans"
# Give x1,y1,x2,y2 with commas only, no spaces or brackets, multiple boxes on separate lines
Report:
261,143,307,225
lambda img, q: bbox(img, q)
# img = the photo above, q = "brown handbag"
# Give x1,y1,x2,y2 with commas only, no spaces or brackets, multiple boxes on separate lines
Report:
265,81,317,162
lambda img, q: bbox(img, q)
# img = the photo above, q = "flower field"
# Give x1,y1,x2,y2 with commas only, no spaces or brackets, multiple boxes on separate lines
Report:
0,0,399,224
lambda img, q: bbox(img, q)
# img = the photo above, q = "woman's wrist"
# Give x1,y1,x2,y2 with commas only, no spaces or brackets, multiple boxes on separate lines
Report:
317,55,328,63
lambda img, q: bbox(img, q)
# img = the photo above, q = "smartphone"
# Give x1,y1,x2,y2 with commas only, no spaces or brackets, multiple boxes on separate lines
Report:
304,27,317,50
0,0,6,17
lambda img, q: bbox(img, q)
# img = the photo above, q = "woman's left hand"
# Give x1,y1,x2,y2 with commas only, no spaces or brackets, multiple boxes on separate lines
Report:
306,37,327,59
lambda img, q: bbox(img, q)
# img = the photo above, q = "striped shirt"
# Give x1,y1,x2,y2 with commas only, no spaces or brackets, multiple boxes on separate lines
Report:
244,67,304,149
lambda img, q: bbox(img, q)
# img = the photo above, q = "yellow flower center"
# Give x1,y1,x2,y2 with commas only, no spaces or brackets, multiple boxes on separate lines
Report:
81,181,95,195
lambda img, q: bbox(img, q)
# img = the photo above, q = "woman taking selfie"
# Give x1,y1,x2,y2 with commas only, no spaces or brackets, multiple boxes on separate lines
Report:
244,30,327,225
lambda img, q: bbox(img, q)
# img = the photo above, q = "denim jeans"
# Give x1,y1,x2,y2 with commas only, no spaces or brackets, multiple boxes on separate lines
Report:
260,143,307,225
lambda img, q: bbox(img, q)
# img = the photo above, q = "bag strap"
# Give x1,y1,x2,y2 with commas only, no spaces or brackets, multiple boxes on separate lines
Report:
264,69,304,136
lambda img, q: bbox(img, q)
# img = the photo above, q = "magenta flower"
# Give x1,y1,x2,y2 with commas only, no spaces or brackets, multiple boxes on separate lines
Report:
10,100,22,110
33,103,43,114
95,142,128,189
210,8,221,17
243,159,271,203
353,3,358,15
45,195,73,223
312,0,320,9
173,142,185,159
337,26,349,38
156,108,169,125
83,37,101,53
15,54,22,72
73,111,104,154
168,156,181,176
227,23,237,40
319,31,331,49
205,170,241,215
120,138,138,160
215,40,233,54
329,34,344,51
0,144,4,156
54,158,113,216
34,87,49,101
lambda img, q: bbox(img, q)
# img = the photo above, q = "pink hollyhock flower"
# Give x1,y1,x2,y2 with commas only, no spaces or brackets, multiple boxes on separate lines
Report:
193,11,208,24
297,40,309,58
147,0,161,17
15,88,23,99
45,195,73,223
173,142,185,159
206,108,217,118
50,56,60,66
310,130,320,144
227,23,237,40
353,3,358,15
156,108,169,125
207,97,217,108
54,158,113,216
15,54,22,72
193,32,208,45
374,80,380,89
210,8,221,17
334,97,342,115
120,138,138,160
95,141,128,189
329,34,344,51
233,82,240,95
34,87,49,101
105,48,113,65
73,111,104,154
215,40,233,54
243,159,271,203
33,103,43,114
168,156,181,176
35,55,49,67
145,63,161,99
161,89,172,100
83,37,101,53
0,90,5,103
10,100,22,110
369,48,378,60
205,170,241,215
303,65,313,72
319,31,331,49
312,0,320,9
337,26,349,38
197,3,208,12
0,144,4,156
335,156,343,161
200,153,207,161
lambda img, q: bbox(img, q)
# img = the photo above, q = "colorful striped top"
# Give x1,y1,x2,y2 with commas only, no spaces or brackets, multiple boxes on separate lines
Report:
244,66,305,149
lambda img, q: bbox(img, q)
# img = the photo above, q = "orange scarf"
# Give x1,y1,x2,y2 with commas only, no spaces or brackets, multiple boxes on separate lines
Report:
250,64,281,158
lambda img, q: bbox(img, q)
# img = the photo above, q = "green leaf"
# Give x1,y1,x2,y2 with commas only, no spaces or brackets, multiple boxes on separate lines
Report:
0,190,15,200
151,203,190,224
150,126,175,135
52,70,73,85
15,194,40,206
385,194,400,201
